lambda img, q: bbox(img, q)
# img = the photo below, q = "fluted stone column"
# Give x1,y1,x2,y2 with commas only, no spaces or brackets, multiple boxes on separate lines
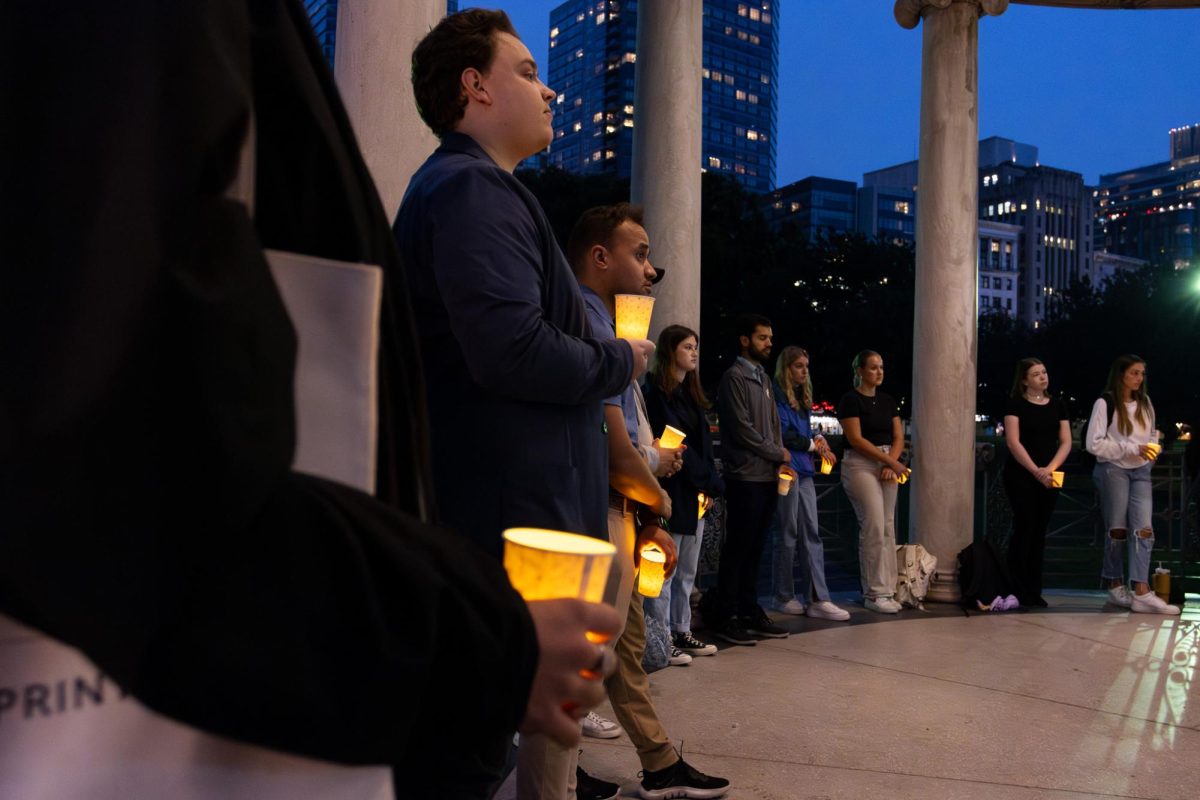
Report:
630,2,703,340
895,0,1007,602
335,0,443,221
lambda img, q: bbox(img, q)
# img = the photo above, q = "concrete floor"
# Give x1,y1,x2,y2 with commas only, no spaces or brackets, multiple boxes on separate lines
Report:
500,591,1199,800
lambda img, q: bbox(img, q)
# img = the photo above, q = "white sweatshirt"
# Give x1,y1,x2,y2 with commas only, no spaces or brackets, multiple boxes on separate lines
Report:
1085,396,1155,469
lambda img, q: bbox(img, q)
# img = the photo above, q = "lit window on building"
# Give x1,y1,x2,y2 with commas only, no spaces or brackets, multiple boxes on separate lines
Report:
573,122,582,132
624,104,634,114
747,130,758,140
550,26,559,38
593,112,603,122
709,156,721,168
623,119,633,128
596,12,605,23
749,8,760,20
605,150,615,159
736,90,746,101
724,75,734,85
738,4,747,16
748,93,759,104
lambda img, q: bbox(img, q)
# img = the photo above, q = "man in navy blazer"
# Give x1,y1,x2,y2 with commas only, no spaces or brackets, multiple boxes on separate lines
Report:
394,10,654,557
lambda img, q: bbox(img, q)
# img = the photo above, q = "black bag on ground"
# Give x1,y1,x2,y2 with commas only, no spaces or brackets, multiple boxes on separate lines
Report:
957,541,1016,609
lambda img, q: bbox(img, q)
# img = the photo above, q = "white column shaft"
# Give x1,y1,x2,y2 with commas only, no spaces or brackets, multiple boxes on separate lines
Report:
910,1,981,602
335,0,443,222
630,2,703,341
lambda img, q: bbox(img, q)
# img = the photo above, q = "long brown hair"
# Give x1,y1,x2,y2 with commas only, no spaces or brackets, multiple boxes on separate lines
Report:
1103,354,1152,436
1009,357,1044,400
650,325,710,409
775,346,813,411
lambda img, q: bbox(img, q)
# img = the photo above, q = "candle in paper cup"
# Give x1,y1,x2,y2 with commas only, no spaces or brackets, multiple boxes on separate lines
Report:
502,528,616,603
697,493,708,520
776,471,793,496
658,425,686,450
819,455,833,475
637,546,667,597
614,294,655,340
1050,470,1064,488
896,469,910,485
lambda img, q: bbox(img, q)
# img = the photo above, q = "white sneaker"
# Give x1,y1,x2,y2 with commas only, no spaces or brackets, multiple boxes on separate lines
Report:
806,600,850,621
581,711,623,739
1107,585,1133,608
774,598,806,615
668,647,693,666
864,596,902,614
1131,591,1181,616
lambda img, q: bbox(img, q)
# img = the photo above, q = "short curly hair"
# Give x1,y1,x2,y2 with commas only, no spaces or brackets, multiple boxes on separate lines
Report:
411,9,518,138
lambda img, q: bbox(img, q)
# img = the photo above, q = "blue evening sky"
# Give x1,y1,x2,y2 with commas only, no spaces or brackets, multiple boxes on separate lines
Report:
498,1,1199,187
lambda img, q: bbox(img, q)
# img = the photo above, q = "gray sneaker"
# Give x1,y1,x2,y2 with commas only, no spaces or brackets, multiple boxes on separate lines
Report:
1107,585,1133,608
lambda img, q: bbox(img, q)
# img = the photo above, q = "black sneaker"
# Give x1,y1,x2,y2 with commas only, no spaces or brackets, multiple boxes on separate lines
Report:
576,765,620,800
741,609,789,638
673,630,717,656
638,757,730,799
708,618,756,646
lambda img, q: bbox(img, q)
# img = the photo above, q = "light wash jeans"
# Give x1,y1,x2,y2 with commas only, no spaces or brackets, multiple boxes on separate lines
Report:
643,518,704,634
772,475,830,604
1094,460,1155,584
841,446,898,599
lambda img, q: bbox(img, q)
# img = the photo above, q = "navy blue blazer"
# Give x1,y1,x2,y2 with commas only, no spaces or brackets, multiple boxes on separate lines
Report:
394,133,632,555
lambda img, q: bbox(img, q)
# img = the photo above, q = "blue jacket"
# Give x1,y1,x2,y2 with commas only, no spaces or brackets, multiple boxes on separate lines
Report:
394,133,632,555
774,382,816,477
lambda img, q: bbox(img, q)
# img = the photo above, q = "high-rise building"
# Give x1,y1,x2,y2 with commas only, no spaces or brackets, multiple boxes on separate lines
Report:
763,177,857,240
1093,123,1200,272
545,0,778,192
978,220,1020,320
856,185,916,246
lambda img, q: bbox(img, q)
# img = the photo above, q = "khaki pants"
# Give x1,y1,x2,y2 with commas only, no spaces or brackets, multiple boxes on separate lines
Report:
841,447,898,598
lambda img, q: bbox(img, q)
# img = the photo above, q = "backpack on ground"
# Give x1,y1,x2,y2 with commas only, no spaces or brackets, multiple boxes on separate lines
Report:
1078,392,1115,470
895,543,938,608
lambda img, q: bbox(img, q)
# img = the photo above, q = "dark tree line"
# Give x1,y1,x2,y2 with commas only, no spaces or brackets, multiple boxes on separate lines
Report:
518,169,1200,434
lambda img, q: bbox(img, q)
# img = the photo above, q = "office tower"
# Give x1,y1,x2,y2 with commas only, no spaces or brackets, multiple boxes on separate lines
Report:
1094,123,1200,272
763,177,857,240
546,0,778,192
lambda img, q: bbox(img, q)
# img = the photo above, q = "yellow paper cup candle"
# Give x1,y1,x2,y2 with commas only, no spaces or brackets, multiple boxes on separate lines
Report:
697,493,708,520
502,528,616,603
819,455,833,475
658,425,686,450
776,471,793,496
614,294,655,340
896,469,910,485
1050,471,1064,489
638,546,667,598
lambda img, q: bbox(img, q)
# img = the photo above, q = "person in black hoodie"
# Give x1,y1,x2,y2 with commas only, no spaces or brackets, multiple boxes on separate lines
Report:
643,325,726,657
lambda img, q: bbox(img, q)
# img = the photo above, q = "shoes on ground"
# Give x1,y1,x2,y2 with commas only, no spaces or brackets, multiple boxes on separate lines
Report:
582,710,623,739
806,599,850,621
773,597,806,615
639,757,730,799
1131,591,1181,615
673,630,717,656
708,618,757,646
668,647,693,666
1107,585,1133,608
1001,595,1020,611
576,766,620,800
741,609,789,638
864,596,902,614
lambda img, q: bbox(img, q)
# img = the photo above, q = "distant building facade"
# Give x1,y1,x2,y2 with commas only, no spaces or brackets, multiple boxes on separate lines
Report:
1088,251,1147,289
856,185,916,246
764,177,857,240
1093,123,1200,273
978,220,1020,320
545,0,778,191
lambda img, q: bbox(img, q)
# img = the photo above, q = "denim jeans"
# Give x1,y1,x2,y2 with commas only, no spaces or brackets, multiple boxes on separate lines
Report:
772,476,830,604
1093,460,1154,584
643,518,704,634
841,447,898,599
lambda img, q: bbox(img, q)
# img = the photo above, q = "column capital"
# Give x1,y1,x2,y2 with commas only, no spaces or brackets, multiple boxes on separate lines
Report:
894,0,1009,28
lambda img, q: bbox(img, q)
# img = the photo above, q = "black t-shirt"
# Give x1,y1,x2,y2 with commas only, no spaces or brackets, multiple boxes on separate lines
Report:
1003,396,1068,466
837,390,898,446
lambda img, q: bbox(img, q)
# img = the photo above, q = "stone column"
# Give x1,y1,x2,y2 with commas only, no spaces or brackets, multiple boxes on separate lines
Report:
335,0,443,221
894,0,1007,602
630,2,703,340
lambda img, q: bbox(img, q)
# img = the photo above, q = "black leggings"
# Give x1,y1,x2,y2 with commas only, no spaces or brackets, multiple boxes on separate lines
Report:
1003,466,1059,602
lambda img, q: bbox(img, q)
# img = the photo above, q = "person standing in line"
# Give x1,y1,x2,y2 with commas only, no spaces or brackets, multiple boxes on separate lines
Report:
703,314,793,645
1001,358,1072,607
569,205,731,800
643,325,726,657
837,350,910,614
771,347,849,622
1085,355,1179,615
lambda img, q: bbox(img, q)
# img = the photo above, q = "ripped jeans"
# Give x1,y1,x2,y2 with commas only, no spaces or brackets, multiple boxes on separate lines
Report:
1093,460,1154,585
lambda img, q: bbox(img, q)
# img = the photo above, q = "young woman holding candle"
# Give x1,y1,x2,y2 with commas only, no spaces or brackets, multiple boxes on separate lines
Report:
771,346,849,621
642,324,725,656
1085,355,1179,615
1001,358,1072,607
837,350,909,614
